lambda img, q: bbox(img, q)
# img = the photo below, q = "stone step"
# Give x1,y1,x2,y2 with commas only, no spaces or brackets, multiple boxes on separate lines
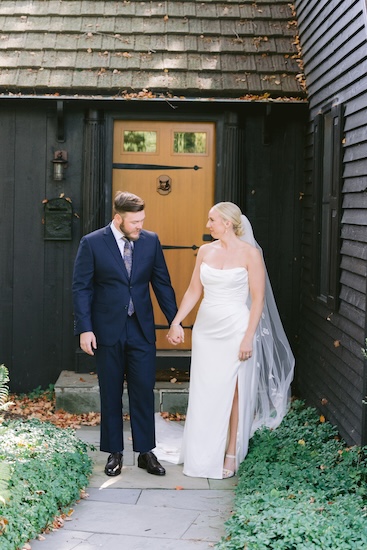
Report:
74,349,191,374
55,370,189,415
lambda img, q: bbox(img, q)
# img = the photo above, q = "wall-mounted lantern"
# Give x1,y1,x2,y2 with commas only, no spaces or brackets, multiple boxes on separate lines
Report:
52,150,68,181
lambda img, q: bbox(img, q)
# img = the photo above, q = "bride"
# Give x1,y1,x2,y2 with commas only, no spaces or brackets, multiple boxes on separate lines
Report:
159,202,294,479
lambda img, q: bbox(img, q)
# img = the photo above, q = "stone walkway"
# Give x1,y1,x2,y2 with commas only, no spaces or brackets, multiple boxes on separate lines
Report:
28,422,236,550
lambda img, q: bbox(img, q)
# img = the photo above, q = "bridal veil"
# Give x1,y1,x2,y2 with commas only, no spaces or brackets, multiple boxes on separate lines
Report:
239,214,295,434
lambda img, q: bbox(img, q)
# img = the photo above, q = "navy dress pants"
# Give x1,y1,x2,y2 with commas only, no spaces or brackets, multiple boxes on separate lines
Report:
95,313,156,454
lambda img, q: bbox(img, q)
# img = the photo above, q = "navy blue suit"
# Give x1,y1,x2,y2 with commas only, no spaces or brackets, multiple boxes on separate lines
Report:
72,224,177,453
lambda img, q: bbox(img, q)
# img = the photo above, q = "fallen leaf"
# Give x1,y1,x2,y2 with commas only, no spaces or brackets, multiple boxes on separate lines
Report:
7,392,101,428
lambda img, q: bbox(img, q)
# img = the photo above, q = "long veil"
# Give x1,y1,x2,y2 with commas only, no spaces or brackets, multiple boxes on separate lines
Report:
240,214,295,434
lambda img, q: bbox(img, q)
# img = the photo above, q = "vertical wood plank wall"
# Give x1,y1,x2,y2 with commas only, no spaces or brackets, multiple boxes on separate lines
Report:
0,103,84,391
244,110,304,349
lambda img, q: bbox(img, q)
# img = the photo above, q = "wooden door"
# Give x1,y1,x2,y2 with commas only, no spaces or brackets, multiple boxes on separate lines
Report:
113,121,215,349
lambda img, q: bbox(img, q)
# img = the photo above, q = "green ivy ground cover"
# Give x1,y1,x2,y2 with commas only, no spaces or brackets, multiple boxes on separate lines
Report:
217,400,367,550
0,418,93,550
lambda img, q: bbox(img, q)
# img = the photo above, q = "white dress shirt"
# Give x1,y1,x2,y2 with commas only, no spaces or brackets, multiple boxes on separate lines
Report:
110,221,134,259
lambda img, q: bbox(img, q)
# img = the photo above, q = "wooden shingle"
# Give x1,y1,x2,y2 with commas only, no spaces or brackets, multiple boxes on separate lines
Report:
0,0,305,99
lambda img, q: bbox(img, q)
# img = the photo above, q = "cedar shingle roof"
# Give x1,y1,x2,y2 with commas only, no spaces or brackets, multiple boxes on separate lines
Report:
0,0,305,100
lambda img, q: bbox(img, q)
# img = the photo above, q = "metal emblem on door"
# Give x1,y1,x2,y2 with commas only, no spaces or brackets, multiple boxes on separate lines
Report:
157,175,172,195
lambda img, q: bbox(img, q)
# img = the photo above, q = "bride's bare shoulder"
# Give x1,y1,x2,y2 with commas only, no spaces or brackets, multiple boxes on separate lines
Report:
198,241,220,262
238,240,256,253
200,241,220,252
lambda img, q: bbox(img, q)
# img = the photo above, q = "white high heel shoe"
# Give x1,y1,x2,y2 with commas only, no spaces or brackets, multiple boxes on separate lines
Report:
223,454,236,479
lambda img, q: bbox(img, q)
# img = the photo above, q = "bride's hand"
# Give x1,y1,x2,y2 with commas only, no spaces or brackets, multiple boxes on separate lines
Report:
239,337,253,361
166,324,184,345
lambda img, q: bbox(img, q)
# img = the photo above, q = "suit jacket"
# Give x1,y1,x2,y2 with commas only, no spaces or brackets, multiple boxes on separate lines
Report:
72,225,178,346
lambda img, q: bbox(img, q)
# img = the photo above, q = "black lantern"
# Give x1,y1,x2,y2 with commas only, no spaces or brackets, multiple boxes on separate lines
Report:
52,150,68,181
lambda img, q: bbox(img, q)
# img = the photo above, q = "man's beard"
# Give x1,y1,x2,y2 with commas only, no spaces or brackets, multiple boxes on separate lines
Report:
119,222,140,241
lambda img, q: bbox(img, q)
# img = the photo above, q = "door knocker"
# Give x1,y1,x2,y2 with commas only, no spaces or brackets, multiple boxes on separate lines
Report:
157,175,172,195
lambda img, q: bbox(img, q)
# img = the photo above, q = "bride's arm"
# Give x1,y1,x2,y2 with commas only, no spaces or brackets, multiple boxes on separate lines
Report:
167,245,206,344
239,247,265,359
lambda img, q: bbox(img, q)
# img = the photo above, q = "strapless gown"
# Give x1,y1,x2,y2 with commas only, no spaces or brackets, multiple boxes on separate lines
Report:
155,262,260,479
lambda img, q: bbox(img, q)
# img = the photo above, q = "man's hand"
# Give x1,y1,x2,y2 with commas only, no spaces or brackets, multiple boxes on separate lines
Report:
80,331,97,356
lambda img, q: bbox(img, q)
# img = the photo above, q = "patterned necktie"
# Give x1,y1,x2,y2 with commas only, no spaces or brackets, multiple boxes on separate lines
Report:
123,238,134,315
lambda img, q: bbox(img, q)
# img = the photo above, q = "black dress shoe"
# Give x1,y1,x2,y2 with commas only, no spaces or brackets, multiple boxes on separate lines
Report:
104,452,123,476
138,451,166,476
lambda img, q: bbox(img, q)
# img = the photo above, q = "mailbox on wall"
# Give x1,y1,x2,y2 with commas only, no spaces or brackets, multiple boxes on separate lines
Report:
44,197,73,240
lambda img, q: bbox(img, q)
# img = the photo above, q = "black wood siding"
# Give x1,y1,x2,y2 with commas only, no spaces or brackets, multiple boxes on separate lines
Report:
295,0,367,444
0,102,84,392
244,108,305,346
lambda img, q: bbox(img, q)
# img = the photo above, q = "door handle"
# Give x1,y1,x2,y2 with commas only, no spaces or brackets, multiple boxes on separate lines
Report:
162,245,199,250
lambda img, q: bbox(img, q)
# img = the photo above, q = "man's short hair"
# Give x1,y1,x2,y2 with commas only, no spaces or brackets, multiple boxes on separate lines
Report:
114,191,145,216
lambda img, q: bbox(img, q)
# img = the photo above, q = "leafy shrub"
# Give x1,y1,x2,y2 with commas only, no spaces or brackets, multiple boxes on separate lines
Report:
16,384,55,402
0,364,12,509
0,418,93,550
217,400,367,549
0,365,12,412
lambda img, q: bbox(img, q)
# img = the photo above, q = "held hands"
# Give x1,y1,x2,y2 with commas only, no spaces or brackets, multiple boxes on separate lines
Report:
166,324,185,346
80,331,97,356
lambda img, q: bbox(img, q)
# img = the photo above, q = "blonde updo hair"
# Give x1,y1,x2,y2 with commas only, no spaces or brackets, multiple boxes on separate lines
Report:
212,202,245,237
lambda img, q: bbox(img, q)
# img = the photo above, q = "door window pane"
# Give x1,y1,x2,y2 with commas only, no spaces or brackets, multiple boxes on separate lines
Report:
173,132,207,154
123,131,157,152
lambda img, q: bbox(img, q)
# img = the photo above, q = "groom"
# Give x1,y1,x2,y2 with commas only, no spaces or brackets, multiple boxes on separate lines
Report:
72,191,178,476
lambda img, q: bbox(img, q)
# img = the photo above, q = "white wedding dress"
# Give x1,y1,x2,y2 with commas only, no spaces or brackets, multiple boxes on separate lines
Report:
183,262,259,478
154,216,295,479
155,263,260,479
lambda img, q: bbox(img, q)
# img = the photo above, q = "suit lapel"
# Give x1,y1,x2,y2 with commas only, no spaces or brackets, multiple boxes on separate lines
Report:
130,232,146,280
